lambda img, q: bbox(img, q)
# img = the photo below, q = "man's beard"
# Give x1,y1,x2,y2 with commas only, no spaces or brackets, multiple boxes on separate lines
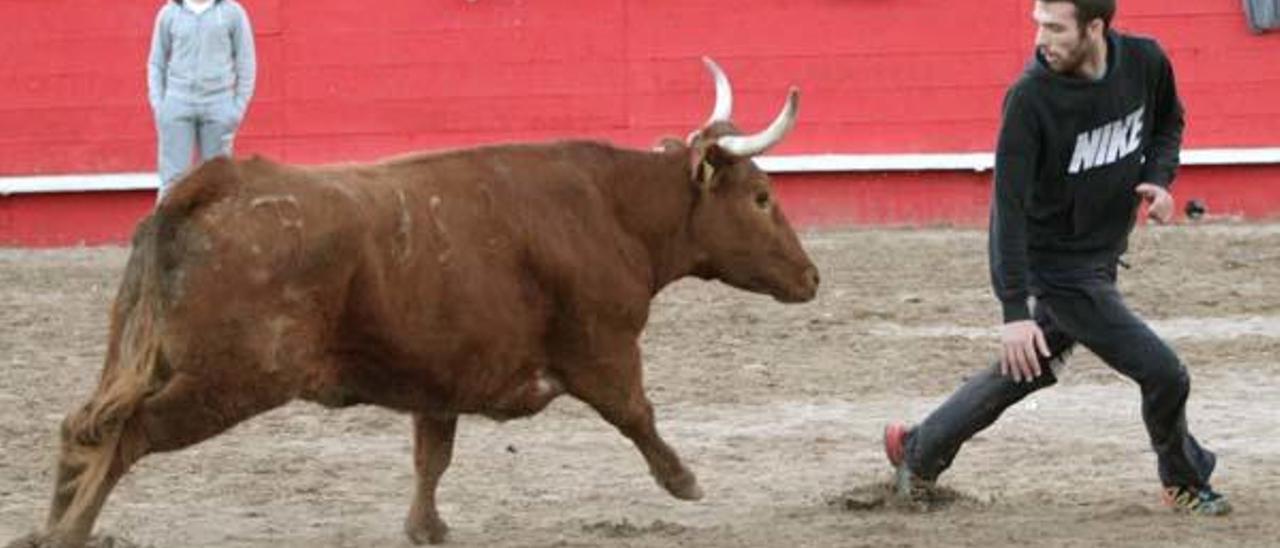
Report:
1046,33,1094,76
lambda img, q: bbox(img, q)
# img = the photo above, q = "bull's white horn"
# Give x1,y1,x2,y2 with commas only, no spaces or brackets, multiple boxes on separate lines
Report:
702,56,733,126
716,86,799,157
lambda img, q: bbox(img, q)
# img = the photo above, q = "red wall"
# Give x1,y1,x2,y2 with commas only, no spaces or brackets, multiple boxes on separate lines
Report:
2,1,1279,246
2,0,1278,176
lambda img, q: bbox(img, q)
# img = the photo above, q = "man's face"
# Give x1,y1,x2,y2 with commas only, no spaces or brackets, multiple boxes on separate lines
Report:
1033,1,1095,75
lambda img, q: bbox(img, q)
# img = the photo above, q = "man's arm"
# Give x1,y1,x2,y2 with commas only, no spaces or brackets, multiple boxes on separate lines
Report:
990,87,1051,382
1139,42,1185,189
230,3,257,118
146,7,171,113
989,87,1039,324
1135,42,1184,223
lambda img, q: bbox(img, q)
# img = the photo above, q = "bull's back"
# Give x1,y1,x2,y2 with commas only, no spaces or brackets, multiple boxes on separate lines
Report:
163,153,576,411
155,147,638,412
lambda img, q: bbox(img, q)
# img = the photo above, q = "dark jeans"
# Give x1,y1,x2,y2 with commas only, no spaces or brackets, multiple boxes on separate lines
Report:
903,265,1217,489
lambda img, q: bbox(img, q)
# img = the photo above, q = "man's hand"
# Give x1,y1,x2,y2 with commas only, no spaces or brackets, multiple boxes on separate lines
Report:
1136,183,1174,224
1000,320,1050,383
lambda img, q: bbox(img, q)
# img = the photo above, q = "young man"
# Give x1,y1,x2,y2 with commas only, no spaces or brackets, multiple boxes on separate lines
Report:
883,0,1231,515
147,0,256,198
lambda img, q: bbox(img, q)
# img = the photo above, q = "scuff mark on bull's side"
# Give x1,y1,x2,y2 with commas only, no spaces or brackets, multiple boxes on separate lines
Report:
479,181,497,216
429,195,453,265
250,195,305,231
248,194,305,265
282,284,306,304
249,267,272,286
491,158,513,183
264,315,296,373
393,189,414,265
476,183,510,254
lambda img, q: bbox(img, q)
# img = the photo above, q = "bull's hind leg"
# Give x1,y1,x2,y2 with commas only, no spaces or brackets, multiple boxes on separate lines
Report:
42,372,292,548
38,404,150,548
404,414,458,545
563,343,703,501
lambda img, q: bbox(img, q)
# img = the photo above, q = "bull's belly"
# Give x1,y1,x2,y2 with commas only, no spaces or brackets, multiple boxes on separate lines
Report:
308,357,566,420
474,368,566,420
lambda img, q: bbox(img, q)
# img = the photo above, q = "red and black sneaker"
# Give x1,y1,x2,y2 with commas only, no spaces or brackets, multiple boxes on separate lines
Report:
883,423,909,468
883,423,927,497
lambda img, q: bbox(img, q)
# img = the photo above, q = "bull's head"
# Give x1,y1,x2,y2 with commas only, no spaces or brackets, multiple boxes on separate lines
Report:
684,57,819,303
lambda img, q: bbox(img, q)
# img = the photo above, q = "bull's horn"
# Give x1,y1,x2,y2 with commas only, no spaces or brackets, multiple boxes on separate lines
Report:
702,56,733,126
716,87,799,157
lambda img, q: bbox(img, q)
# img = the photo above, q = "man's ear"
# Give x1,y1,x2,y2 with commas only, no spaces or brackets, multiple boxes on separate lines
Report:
1088,18,1106,40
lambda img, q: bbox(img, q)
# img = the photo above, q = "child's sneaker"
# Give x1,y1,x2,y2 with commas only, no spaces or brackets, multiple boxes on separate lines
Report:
1162,485,1233,516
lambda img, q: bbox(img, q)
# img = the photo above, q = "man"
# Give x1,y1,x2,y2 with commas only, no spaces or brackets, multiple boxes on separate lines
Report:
147,0,256,199
883,0,1231,515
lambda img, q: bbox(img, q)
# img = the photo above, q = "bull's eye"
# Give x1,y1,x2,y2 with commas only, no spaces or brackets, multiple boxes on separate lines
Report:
755,191,771,210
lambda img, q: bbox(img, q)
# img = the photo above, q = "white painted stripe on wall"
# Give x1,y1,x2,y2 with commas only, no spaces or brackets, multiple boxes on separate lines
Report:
755,147,1280,173
4,147,1280,195
1,172,157,195
755,153,997,173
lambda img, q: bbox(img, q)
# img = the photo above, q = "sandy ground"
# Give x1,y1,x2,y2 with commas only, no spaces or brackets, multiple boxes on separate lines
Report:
2,222,1279,547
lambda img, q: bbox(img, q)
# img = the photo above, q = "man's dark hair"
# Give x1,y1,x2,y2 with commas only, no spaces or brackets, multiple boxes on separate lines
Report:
1045,0,1116,30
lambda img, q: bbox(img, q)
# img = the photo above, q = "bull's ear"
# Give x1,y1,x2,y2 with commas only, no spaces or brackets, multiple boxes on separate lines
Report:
689,146,710,190
689,142,730,191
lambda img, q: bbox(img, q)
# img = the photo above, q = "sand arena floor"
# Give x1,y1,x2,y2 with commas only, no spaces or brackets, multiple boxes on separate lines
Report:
3,223,1279,547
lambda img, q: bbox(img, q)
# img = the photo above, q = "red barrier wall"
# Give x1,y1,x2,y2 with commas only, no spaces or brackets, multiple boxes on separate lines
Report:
2,0,1278,174
1,1,1278,246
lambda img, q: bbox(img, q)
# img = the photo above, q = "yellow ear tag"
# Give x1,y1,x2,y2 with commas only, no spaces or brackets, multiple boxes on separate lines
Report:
701,160,716,187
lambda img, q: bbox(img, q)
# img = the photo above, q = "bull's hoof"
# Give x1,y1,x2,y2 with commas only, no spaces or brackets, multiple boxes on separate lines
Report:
4,533,42,548
661,471,704,501
1,533,108,548
7,533,144,548
404,518,449,545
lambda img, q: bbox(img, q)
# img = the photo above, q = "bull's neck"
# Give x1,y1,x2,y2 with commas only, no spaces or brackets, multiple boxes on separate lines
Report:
601,148,702,295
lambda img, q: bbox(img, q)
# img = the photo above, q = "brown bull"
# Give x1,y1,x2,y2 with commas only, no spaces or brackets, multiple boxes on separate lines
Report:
17,58,818,548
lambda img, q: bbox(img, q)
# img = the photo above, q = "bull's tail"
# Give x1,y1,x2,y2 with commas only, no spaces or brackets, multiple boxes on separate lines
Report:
70,156,240,444
43,212,173,540
44,160,241,542
67,215,169,449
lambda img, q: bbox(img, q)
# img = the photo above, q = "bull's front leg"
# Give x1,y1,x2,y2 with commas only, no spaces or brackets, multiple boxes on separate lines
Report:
562,340,703,501
404,413,457,545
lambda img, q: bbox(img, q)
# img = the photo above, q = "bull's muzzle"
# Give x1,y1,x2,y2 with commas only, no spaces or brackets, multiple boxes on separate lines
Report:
777,265,819,303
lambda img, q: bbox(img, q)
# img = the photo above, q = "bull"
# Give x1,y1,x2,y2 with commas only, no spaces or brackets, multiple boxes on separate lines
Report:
16,57,818,548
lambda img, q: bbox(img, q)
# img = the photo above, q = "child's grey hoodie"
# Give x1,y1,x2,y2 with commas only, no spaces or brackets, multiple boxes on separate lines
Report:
147,0,256,115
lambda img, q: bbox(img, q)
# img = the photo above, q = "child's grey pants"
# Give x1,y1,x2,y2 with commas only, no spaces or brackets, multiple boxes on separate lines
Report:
155,94,241,197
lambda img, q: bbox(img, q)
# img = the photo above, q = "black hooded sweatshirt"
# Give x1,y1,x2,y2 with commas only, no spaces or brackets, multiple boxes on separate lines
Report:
989,30,1184,323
